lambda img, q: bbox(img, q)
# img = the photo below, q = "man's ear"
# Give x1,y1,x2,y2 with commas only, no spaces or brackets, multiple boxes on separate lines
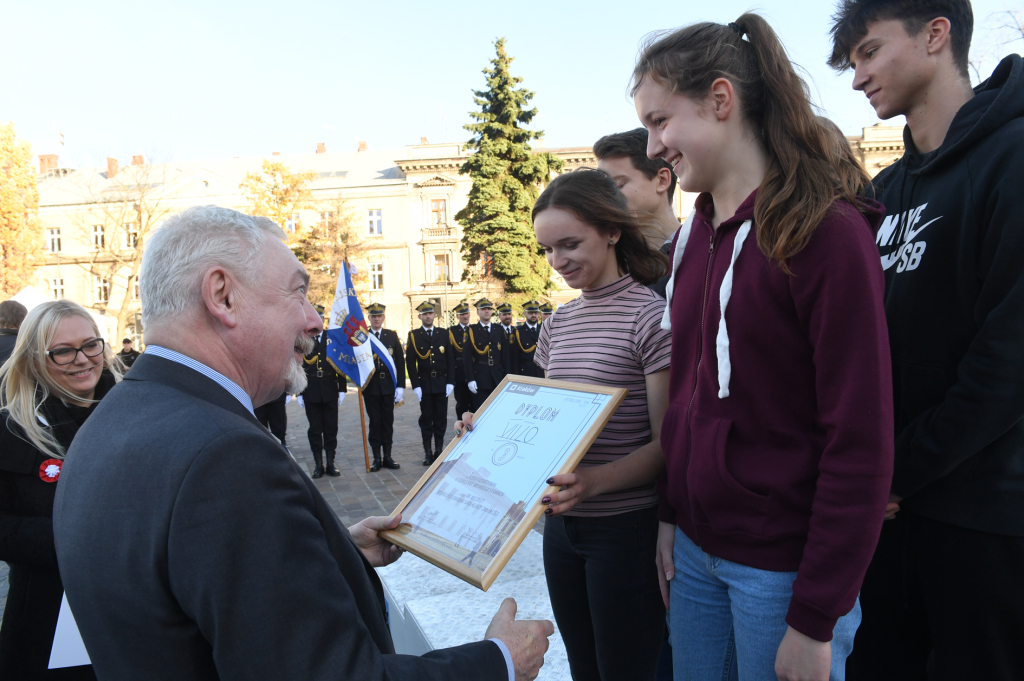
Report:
655,167,673,196
924,17,953,57
200,266,241,330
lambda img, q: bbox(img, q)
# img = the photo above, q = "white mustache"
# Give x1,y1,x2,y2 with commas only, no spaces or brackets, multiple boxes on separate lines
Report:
295,334,315,355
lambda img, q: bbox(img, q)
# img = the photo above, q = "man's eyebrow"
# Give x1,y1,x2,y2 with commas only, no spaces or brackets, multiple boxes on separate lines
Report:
852,36,878,58
296,269,310,286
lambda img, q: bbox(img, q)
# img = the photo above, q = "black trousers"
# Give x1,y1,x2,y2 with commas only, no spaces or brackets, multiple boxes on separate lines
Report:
254,400,287,445
543,507,665,681
303,400,338,454
471,381,498,411
453,381,472,422
847,510,1024,681
364,393,395,449
417,392,447,441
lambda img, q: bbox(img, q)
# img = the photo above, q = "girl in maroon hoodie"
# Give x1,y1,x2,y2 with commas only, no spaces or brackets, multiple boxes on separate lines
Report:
632,13,894,681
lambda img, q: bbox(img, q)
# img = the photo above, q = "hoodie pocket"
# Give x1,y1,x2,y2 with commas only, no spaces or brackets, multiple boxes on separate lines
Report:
688,409,770,537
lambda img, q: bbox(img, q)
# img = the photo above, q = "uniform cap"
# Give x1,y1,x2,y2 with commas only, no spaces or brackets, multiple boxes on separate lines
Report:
366,302,386,315
416,301,436,313
453,302,470,315
497,302,513,314
523,300,541,312
314,304,326,315
540,303,554,314
474,297,494,309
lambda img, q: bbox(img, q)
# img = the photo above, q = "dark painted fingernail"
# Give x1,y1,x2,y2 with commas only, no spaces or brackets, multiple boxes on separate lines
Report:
544,508,553,516
546,478,554,484
542,496,551,503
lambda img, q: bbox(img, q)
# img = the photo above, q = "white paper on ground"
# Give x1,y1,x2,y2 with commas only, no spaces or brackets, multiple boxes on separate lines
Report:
48,593,91,669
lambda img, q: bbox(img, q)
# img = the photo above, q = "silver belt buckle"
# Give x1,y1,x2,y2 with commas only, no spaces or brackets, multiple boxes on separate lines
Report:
431,371,437,377
316,370,323,378
380,372,386,380
488,358,494,366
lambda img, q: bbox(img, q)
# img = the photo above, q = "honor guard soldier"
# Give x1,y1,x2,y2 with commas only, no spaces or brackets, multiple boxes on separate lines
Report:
464,298,510,410
405,301,454,466
515,300,544,378
364,303,405,472
540,302,554,323
448,301,473,422
497,302,519,375
299,305,348,478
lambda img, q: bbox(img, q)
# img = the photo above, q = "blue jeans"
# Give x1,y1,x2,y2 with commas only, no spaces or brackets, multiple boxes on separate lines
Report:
670,528,860,681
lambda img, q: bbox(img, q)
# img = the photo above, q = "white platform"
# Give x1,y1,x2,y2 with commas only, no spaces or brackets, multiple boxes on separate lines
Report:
377,530,571,680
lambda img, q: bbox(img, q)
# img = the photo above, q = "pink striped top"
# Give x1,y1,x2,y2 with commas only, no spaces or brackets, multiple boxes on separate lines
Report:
535,274,672,516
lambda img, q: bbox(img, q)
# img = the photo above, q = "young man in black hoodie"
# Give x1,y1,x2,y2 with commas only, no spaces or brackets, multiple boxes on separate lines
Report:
830,2,1024,679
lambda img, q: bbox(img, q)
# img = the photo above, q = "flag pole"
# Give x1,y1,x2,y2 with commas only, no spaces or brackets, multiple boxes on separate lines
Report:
358,387,370,473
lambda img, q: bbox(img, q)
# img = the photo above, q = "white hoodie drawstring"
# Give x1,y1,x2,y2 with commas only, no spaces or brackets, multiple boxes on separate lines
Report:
662,217,753,399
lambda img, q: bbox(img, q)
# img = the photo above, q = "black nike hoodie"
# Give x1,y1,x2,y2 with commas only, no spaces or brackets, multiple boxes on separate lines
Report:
870,54,1024,535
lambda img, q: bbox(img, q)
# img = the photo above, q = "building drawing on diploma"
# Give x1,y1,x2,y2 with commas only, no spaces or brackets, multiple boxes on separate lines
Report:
400,452,528,570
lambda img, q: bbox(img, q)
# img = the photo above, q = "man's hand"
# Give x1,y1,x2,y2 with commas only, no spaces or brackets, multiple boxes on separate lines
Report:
395,387,404,404
775,626,831,681
413,387,423,401
348,514,404,568
656,522,676,610
468,381,478,394
445,383,454,397
338,393,346,406
297,395,304,408
885,493,903,521
484,598,554,681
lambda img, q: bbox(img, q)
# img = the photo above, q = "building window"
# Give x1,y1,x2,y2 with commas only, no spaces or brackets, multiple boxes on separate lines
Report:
481,252,494,277
431,199,447,227
370,262,384,291
320,211,334,226
434,254,450,282
131,278,140,301
124,222,138,248
50,278,64,300
284,213,299,233
368,209,382,236
48,228,61,253
94,276,110,303
91,224,105,249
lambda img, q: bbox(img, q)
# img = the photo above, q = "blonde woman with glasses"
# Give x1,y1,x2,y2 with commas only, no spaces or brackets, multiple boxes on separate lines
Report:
0,300,120,680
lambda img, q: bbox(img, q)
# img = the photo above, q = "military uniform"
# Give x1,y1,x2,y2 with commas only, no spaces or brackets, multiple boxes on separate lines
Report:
406,302,455,465
515,300,544,378
497,302,520,376
464,298,510,410
363,303,406,472
448,302,473,422
540,302,554,324
302,327,347,478
254,392,288,448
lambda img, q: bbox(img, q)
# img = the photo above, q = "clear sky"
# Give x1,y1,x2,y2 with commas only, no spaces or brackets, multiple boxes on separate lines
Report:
1,0,1019,168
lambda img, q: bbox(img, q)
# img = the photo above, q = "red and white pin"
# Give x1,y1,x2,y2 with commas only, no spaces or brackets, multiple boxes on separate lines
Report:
39,459,62,483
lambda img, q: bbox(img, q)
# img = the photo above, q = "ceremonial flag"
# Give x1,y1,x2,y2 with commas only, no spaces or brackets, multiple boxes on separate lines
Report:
324,262,398,389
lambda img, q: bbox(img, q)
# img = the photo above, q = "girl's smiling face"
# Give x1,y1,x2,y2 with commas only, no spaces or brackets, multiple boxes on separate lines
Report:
45,314,104,404
534,207,621,291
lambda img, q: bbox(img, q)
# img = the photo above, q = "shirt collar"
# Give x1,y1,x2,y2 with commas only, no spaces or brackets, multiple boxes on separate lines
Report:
144,345,255,416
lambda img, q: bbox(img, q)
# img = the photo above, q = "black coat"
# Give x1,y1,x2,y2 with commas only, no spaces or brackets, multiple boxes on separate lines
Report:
405,326,454,395
447,325,470,384
52,354,505,680
463,323,509,390
499,325,519,375
115,349,140,369
0,329,16,365
363,329,405,396
301,333,347,403
514,323,544,378
0,373,115,680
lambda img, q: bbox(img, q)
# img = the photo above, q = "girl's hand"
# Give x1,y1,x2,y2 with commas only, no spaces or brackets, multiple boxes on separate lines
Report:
775,626,831,681
453,411,475,437
541,469,597,517
656,522,676,610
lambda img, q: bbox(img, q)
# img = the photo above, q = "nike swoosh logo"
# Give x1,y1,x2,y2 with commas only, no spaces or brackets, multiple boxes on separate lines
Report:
904,216,942,243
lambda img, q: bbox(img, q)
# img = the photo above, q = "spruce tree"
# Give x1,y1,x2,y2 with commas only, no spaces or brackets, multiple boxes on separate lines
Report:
456,38,563,299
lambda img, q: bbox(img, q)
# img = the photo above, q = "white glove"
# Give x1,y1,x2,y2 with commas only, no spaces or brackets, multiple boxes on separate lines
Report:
468,381,478,394
285,395,293,405
395,387,404,404
338,393,346,406
445,384,454,397
413,387,423,401
297,396,304,408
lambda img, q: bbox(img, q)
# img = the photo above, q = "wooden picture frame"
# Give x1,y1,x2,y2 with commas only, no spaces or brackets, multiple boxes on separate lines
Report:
380,374,627,590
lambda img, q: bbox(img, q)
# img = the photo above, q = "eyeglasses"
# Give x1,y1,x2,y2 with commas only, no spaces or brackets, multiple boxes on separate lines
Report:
47,339,105,365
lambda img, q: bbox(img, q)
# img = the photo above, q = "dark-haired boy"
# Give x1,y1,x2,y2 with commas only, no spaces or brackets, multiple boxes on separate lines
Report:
594,128,681,297
830,1,1024,678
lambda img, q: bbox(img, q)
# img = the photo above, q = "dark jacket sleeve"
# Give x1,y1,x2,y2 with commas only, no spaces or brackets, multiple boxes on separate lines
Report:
0,428,59,568
463,329,477,383
890,158,1024,497
405,333,421,390
443,335,455,383
391,332,406,387
168,430,506,680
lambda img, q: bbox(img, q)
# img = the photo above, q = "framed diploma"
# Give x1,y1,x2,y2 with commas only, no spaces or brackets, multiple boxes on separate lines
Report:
380,375,626,590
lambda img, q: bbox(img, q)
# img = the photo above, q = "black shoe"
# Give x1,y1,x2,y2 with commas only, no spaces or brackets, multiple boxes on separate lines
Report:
369,459,381,472
312,464,324,479
325,451,341,477
383,457,400,470
422,454,432,466
312,451,324,479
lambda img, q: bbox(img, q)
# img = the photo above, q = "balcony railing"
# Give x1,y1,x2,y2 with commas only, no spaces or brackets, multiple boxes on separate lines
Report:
423,226,454,240
421,281,459,292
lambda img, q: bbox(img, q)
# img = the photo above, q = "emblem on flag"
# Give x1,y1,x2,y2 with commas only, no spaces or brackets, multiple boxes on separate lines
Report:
324,261,398,389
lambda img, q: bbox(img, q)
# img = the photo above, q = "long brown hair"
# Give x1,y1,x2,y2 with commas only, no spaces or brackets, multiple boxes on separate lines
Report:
631,13,869,273
532,168,668,286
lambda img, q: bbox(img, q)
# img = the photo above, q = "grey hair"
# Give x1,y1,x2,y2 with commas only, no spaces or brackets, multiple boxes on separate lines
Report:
139,206,286,328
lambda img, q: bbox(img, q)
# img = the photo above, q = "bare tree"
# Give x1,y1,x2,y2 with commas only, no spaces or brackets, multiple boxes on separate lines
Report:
295,192,369,307
969,8,1024,85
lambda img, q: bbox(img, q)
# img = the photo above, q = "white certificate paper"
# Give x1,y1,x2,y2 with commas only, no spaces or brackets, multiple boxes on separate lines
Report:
48,593,91,669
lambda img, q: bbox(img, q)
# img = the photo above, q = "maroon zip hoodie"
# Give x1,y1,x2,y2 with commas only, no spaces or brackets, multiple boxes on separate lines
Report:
660,190,894,642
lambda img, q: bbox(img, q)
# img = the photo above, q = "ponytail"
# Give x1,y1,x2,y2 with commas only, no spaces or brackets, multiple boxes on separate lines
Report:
631,13,869,272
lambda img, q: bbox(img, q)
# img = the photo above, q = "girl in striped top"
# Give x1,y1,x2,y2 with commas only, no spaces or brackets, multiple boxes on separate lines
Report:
459,168,672,680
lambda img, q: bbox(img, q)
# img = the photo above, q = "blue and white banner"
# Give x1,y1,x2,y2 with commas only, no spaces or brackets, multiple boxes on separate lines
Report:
325,262,397,389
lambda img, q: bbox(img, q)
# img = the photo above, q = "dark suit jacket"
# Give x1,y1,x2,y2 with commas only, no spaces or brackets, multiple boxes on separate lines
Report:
514,323,543,378
52,354,505,681
447,325,470,384
464,324,509,390
302,333,347,402
364,329,405,396
405,327,454,395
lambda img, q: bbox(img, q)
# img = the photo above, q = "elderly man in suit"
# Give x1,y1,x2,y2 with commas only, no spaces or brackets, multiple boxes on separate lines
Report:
52,206,552,681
